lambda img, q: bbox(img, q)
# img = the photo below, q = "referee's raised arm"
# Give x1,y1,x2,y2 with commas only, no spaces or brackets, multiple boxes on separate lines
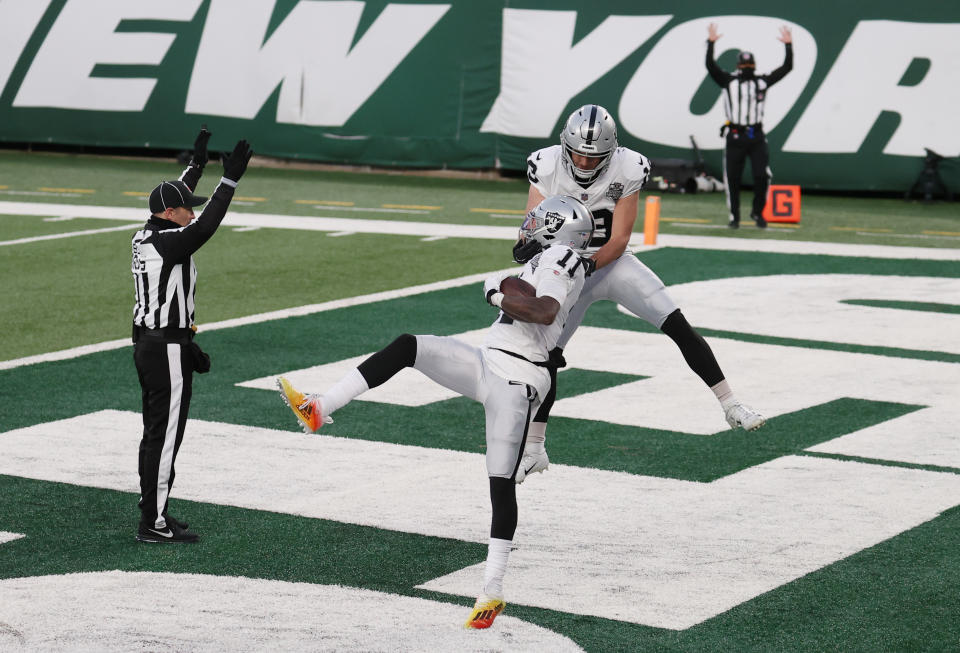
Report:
156,139,254,261
705,22,733,87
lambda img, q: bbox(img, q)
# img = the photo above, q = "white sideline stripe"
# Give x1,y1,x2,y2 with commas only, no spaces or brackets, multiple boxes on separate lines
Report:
1,200,958,259
0,223,142,246
0,268,517,371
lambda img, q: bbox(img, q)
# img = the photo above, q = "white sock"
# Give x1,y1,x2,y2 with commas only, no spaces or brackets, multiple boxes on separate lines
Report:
711,379,737,410
321,368,369,416
482,537,512,598
525,422,546,453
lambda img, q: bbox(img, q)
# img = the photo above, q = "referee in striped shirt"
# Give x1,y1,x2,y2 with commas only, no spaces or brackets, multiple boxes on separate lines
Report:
706,23,793,229
131,128,252,543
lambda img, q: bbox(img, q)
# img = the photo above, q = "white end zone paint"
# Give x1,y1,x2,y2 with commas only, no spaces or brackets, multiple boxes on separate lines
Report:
246,325,960,465
1,411,958,629
0,572,583,651
658,274,960,355
0,531,24,545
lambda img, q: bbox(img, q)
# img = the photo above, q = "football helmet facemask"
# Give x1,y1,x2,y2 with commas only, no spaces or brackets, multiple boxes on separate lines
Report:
513,195,594,264
560,104,618,184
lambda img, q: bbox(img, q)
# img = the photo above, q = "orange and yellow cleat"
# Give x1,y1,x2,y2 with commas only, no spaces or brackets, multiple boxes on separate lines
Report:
464,596,505,629
277,376,330,433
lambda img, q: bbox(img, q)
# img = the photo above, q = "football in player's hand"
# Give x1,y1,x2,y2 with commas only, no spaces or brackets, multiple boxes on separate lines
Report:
500,276,536,297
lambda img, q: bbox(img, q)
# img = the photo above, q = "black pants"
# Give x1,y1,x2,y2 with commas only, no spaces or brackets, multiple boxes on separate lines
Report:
134,339,193,529
724,128,770,223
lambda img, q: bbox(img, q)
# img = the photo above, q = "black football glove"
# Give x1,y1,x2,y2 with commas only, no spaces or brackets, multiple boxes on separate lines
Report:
547,346,567,369
222,139,253,182
512,238,542,264
580,256,597,277
190,126,211,168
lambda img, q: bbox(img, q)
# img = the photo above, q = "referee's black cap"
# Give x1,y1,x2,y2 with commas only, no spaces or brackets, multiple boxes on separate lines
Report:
737,51,756,68
149,180,208,214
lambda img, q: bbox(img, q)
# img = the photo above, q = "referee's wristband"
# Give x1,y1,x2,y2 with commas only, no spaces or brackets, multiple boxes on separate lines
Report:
220,176,238,188
487,291,504,308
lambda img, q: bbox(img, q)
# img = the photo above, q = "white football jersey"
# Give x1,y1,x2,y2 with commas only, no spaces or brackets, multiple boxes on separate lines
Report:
483,244,586,388
526,144,651,253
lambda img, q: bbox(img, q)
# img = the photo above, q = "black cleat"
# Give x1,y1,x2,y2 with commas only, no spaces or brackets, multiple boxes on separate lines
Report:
751,213,768,228
165,514,189,531
728,218,740,229
136,521,199,543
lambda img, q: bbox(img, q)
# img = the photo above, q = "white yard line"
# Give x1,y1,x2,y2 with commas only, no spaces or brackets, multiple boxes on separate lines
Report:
2,199,958,370
0,223,142,246
0,268,516,371
2,200,959,260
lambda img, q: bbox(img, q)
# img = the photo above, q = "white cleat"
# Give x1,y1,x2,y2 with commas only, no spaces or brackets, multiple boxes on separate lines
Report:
515,450,549,484
725,403,766,431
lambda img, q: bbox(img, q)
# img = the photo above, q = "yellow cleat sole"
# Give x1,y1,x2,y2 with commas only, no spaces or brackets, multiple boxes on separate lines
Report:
464,599,505,629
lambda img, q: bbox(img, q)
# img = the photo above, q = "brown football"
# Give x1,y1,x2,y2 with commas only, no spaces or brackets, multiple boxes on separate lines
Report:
500,276,536,297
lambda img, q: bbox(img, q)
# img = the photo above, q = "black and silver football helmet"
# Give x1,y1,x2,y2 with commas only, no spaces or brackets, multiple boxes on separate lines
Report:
560,104,618,184
513,195,595,263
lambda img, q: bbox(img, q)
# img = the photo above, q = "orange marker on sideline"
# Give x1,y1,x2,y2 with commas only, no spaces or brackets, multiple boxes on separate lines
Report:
643,196,661,245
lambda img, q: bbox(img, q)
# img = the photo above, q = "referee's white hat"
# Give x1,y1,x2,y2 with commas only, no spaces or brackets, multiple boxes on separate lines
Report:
149,180,208,214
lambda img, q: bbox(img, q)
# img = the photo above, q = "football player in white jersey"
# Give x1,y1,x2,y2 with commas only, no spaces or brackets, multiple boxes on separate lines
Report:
517,104,765,483
277,196,593,630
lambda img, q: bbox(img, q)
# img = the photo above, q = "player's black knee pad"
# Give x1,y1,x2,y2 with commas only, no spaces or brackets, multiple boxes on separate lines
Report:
488,476,518,541
357,333,417,389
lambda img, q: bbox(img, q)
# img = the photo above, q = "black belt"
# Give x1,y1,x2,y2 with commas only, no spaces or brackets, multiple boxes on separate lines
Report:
133,324,195,343
489,347,551,368
721,123,763,136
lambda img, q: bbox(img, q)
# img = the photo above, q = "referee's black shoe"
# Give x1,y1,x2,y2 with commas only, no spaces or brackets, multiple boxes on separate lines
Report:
137,500,188,530
751,213,768,228
136,521,199,543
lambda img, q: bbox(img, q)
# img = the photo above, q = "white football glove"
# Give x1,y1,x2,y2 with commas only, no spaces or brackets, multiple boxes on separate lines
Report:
483,271,512,307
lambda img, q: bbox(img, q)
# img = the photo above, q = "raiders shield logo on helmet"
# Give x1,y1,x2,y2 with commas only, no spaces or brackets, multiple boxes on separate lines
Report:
543,211,565,233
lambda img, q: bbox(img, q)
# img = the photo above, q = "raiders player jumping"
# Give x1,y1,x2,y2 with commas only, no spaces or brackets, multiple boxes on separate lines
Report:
517,104,765,483
278,196,594,630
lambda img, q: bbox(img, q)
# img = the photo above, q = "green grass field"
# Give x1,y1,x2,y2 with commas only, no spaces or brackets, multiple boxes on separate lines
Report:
1,150,959,651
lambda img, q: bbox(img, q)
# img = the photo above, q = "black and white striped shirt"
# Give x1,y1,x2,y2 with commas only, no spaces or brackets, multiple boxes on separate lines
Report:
131,165,234,330
706,41,792,128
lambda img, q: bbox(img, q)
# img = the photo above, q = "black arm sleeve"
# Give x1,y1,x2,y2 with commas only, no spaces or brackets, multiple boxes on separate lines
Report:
764,43,793,87
153,181,235,261
705,41,733,87
178,163,203,192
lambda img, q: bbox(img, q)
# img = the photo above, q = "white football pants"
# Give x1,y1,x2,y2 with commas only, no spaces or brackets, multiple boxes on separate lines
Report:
558,252,679,348
414,335,541,478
